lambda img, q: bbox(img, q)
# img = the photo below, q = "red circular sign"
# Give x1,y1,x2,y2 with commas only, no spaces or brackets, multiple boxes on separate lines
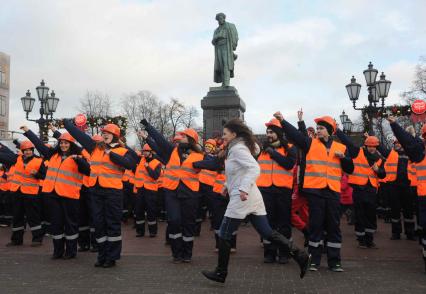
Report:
411,99,426,115
74,114,87,126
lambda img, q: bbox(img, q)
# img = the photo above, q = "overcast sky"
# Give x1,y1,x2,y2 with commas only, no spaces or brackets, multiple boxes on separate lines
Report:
1,0,425,141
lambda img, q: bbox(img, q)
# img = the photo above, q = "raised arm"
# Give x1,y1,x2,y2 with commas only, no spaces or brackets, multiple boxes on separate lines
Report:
388,117,424,163
335,128,360,159
0,150,18,166
140,119,174,162
109,150,136,171
63,120,96,153
22,128,54,159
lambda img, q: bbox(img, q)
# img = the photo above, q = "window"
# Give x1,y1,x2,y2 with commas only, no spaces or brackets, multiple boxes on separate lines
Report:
0,66,6,86
0,96,6,116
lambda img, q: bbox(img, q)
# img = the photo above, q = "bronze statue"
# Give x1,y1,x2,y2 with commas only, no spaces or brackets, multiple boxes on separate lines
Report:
212,13,238,88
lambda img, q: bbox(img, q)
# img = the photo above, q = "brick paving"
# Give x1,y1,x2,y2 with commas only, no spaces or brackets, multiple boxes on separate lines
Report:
0,219,425,293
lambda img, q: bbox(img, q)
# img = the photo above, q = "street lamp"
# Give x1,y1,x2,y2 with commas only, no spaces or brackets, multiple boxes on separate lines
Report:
339,110,353,134
20,80,60,142
345,62,391,135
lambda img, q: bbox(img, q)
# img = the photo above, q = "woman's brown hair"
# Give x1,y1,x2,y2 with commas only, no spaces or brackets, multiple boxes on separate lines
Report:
223,118,258,155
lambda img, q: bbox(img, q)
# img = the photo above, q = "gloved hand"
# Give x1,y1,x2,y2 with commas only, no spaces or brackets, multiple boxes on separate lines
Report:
140,119,148,126
265,147,274,155
12,139,20,149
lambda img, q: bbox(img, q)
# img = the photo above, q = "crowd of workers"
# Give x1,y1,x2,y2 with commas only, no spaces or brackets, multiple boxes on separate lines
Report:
0,109,425,283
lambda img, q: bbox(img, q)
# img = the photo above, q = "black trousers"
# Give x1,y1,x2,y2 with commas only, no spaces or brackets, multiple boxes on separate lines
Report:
49,193,79,257
211,193,236,249
389,183,415,236
195,183,214,235
78,186,92,249
92,186,123,262
417,197,426,258
122,181,134,221
352,187,377,244
135,188,158,236
11,191,43,244
307,190,342,268
0,191,13,225
260,188,292,258
164,188,199,260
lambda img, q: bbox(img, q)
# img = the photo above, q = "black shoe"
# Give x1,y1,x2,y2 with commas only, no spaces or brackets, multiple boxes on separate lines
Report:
329,264,344,272
63,254,76,260
78,246,90,252
367,242,379,249
136,233,144,238
406,234,417,241
94,260,105,267
390,234,401,240
278,255,289,264
182,258,192,263
149,234,157,238
103,260,116,268
263,255,276,263
172,257,183,264
51,254,63,260
201,269,227,283
358,240,368,249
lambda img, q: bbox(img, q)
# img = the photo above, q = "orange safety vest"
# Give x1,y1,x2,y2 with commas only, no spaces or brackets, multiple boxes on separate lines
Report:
42,154,84,199
415,155,426,196
256,146,294,189
408,162,417,187
0,170,8,191
123,169,135,185
89,147,127,189
348,148,381,188
81,150,91,188
10,155,42,195
162,147,203,192
199,168,217,186
303,139,346,193
212,173,226,194
133,157,161,192
4,165,15,192
157,168,164,189
383,149,398,182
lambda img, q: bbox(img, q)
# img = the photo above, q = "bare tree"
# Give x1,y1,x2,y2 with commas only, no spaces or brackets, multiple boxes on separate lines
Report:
401,56,426,102
167,98,186,138
78,90,113,118
181,106,199,129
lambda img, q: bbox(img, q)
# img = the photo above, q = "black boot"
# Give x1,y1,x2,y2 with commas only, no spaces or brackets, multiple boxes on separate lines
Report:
270,230,311,279
201,238,230,283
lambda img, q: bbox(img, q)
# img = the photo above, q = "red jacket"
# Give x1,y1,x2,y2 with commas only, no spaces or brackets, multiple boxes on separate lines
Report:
340,173,353,205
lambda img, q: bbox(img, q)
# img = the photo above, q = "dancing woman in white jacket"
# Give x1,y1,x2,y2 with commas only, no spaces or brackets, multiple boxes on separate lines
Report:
202,119,310,283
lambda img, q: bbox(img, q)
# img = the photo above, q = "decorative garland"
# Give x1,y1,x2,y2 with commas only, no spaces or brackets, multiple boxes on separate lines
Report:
54,116,128,136
361,104,411,131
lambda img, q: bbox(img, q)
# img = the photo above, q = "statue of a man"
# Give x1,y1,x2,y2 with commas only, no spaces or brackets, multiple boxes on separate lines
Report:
212,13,238,88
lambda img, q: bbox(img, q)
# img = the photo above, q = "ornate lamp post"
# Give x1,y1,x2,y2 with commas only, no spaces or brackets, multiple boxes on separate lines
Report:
339,110,353,134
345,62,391,135
20,80,60,142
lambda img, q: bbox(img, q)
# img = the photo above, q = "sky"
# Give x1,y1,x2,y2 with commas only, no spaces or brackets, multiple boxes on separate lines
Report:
1,0,425,142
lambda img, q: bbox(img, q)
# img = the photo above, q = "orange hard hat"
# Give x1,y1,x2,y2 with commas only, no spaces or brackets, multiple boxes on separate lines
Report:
20,140,34,151
314,116,336,134
92,134,103,142
265,118,282,129
178,128,199,143
102,124,121,138
205,139,217,147
364,136,380,147
142,144,152,151
59,132,76,143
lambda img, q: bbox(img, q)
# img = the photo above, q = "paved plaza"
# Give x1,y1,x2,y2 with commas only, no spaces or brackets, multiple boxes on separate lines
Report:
0,219,425,294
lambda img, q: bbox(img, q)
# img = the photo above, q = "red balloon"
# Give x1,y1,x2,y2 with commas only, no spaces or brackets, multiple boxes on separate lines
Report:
411,99,426,115
75,114,87,126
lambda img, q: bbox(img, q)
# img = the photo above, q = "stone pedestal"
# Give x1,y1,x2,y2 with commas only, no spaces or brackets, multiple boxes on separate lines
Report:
201,86,246,140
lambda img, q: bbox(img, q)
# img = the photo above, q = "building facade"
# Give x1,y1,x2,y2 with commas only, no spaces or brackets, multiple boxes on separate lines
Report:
0,52,10,139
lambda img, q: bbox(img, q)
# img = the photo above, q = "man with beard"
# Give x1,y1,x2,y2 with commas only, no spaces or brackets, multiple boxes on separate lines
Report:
257,118,297,264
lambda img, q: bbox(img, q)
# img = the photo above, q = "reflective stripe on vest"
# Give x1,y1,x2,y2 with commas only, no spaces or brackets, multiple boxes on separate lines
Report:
199,169,217,186
9,156,42,195
408,162,417,187
212,173,226,194
303,139,345,193
383,150,398,182
133,158,161,192
415,156,426,196
42,154,83,199
348,148,380,188
162,147,203,192
256,146,294,188
89,147,127,189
